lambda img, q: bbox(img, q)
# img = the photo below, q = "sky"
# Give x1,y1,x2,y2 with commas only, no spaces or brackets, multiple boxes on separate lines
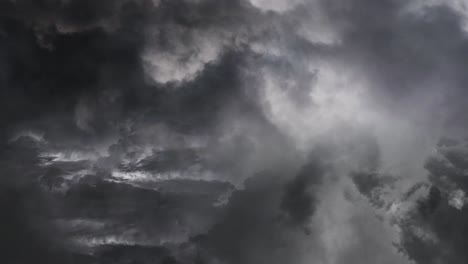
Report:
1,0,468,263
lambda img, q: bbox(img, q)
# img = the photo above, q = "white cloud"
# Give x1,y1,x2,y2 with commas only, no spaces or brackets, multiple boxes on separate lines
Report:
142,25,226,84
248,0,305,13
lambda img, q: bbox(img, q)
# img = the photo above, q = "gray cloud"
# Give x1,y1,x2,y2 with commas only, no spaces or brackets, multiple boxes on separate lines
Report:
2,0,468,263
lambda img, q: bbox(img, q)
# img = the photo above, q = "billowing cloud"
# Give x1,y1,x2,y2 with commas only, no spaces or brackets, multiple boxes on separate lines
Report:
2,0,468,263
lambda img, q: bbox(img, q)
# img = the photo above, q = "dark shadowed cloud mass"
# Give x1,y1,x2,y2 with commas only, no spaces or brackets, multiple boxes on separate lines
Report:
2,0,468,263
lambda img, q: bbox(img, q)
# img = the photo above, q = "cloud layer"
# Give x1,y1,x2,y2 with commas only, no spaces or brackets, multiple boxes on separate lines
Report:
2,0,468,263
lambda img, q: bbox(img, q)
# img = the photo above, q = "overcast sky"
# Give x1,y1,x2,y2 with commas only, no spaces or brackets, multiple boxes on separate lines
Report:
1,0,468,263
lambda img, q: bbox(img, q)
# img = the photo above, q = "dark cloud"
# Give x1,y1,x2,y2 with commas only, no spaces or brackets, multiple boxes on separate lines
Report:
352,171,396,208
194,159,324,264
325,0,468,131
0,138,70,263
281,157,323,229
3,0,468,263
352,139,468,264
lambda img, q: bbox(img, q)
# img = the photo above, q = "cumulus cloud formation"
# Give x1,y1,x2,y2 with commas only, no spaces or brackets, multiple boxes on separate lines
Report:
2,0,468,263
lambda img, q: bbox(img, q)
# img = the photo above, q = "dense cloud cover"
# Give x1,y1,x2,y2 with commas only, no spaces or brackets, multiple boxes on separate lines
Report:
2,0,468,263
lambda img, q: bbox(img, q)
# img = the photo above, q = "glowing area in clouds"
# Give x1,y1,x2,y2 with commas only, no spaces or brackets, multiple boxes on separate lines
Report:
248,0,305,12
261,61,375,149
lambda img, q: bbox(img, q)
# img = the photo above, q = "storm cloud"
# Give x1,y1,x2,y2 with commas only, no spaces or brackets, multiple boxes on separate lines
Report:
2,0,468,263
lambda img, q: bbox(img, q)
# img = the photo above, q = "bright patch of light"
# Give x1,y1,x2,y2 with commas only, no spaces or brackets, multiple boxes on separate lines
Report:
261,61,375,150
449,189,467,210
